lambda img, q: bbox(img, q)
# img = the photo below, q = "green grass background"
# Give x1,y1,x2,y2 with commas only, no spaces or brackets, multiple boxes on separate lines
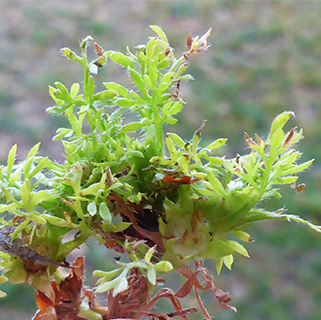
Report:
0,1,320,319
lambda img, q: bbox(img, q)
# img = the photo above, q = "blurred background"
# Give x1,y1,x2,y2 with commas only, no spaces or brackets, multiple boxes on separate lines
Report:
0,1,320,319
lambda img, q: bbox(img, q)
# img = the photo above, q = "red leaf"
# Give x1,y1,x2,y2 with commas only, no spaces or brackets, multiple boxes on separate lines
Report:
35,290,54,313
163,175,200,184
213,287,237,312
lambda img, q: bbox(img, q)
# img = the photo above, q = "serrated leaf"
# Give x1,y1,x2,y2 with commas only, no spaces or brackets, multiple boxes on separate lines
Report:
281,160,314,176
275,176,298,184
207,170,228,198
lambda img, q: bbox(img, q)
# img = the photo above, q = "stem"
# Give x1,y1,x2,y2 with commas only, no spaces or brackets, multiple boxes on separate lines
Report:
152,99,164,156
83,67,90,105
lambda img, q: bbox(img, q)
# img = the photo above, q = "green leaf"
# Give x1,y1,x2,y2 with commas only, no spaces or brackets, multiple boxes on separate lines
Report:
70,83,80,98
27,143,41,160
166,133,185,148
99,202,112,223
29,157,48,178
147,267,156,286
101,222,131,233
121,122,144,132
150,156,172,166
6,144,17,179
203,138,228,152
54,82,73,103
109,107,127,121
173,63,189,80
157,59,171,70
207,170,228,198
149,60,158,88
104,82,130,99
223,254,234,270
53,128,73,141
150,25,169,45
226,240,250,257
87,202,97,216
164,118,177,125
20,180,30,206
165,101,183,116
166,134,177,163
129,68,147,94
274,176,298,184
93,268,122,281
96,277,119,294
201,238,236,259
81,182,102,196
80,35,94,50
107,51,134,69
154,261,173,272
61,48,82,64
232,231,253,243
269,111,294,140
42,215,72,227
113,276,128,296
93,90,118,101
216,257,223,275
115,98,136,108
144,246,156,264
280,160,314,176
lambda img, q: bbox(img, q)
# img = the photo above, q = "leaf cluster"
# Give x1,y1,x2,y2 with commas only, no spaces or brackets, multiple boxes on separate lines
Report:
0,26,319,319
